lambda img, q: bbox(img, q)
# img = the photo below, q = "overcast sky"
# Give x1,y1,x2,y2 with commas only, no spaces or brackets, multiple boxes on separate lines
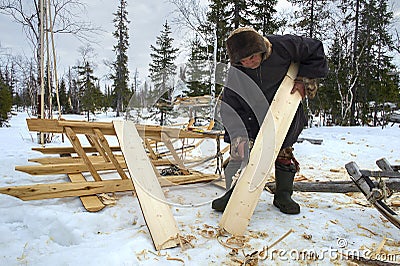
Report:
0,0,399,87
0,0,294,85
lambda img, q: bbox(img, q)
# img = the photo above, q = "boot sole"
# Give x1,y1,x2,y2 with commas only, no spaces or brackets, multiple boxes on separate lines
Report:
273,200,300,215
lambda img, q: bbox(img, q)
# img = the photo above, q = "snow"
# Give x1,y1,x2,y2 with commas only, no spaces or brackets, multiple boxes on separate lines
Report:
0,112,399,265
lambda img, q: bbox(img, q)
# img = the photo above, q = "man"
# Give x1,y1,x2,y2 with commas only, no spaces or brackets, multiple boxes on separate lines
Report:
212,27,328,214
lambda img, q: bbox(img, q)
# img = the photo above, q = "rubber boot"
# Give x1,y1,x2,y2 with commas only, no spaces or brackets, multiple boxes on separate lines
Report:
273,162,300,214
212,160,242,212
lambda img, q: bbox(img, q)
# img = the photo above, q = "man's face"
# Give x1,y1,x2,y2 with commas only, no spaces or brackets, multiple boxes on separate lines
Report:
239,53,262,69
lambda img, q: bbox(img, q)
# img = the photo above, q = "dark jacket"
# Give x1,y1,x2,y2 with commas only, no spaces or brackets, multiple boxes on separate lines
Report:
221,34,328,149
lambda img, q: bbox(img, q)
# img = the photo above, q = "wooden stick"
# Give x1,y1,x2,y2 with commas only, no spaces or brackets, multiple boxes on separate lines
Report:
268,229,294,250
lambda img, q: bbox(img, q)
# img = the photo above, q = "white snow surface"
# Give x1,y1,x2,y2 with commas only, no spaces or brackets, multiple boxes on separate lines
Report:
0,112,399,265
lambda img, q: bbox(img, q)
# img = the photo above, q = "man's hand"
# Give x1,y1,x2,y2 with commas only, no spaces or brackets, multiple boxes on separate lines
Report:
230,137,254,161
292,77,319,99
291,81,306,99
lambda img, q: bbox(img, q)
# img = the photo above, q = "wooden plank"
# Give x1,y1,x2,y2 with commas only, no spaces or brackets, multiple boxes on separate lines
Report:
27,118,116,135
219,63,300,236
64,127,102,181
15,161,127,175
376,158,395,171
114,120,180,250
144,138,159,160
32,146,121,154
161,132,190,175
0,174,219,201
85,134,110,162
27,118,221,140
28,155,125,165
28,155,203,168
93,128,129,180
0,179,134,200
67,173,105,212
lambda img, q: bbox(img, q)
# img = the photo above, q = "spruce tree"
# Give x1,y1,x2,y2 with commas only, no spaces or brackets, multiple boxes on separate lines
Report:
287,0,331,39
355,0,399,126
77,61,103,121
185,34,210,97
111,0,131,117
0,71,13,126
58,79,70,113
251,0,281,35
148,21,179,125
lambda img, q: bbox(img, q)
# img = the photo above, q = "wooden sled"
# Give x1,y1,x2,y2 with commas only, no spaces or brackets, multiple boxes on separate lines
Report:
346,160,400,230
0,119,222,213
219,63,301,235
0,118,228,250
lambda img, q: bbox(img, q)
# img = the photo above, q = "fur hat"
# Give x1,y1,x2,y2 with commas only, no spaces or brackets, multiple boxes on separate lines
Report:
226,27,272,65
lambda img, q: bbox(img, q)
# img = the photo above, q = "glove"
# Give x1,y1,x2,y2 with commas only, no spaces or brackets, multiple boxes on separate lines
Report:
230,136,254,161
295,77,318,99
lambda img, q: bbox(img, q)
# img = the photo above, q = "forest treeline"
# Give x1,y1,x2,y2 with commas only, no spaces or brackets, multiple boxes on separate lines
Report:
0,0,399,127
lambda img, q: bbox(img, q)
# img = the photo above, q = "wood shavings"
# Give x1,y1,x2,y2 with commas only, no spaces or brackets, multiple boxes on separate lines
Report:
353,199,370,207
98,193,117,205
199,229,216,238
166,256,185,263
371,238,387,258
302,232,313,240
357,224,378,236
135,249,148,261
217,234,248,249
229,248,239,256
294,175,308,182
268,229,294,250
391,200,400,207
243,250,259,266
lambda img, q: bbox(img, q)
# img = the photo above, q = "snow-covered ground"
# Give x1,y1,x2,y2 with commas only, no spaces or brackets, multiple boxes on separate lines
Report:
0,111,399,265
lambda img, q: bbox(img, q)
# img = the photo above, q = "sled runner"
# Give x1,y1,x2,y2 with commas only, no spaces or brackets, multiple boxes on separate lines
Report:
114,120,180,250
345,161,400,230
219,63,301,235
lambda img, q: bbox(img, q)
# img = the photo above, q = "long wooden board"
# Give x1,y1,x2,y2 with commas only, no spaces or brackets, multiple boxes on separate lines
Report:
15,161,127,175
219,63,300,235
113,120,180,250
32,146,121,154
0,174,219,201
26,118,221,141
0,179,133,200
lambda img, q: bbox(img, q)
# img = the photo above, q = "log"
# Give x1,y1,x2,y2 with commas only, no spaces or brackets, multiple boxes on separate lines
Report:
265,180,400,193
297,137,323,145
